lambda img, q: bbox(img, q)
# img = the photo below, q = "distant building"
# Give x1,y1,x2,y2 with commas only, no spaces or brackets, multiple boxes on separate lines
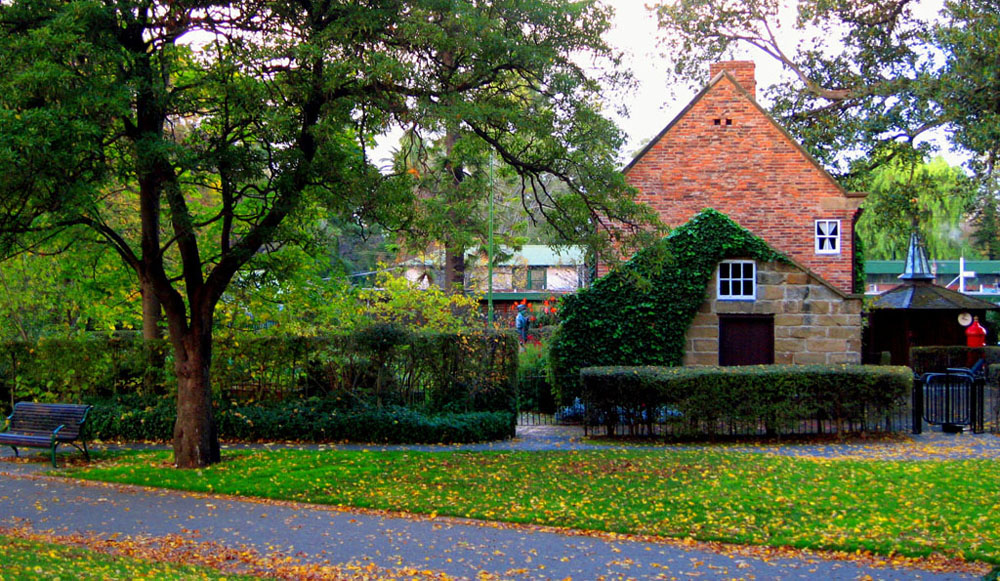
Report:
400,245,589,318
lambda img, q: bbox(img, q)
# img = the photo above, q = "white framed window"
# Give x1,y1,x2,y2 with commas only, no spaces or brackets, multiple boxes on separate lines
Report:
815,220,841,254
717,260,756,300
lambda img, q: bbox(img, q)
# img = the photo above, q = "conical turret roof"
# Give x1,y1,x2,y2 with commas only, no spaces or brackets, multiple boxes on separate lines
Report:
898,231,935,281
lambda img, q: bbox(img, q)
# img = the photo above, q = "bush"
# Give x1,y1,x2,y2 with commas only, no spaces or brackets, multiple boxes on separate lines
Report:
1,330,518,416
910,346,1000,382
86,395,516,444
580,364,913,437
517,342,555,414
549,209,788,403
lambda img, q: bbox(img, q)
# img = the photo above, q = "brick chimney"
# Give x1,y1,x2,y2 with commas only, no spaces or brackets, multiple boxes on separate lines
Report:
709,61,756,98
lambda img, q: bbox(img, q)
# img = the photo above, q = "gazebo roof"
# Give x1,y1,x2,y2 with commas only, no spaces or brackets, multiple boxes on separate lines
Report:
871,230,998,310
870,281,999,310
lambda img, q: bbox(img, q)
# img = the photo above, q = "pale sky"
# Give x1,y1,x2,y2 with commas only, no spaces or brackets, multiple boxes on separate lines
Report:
601,0,955,164
373,0,955,169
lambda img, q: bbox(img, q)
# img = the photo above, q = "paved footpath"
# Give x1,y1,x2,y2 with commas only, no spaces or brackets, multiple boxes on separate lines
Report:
0,427,995,580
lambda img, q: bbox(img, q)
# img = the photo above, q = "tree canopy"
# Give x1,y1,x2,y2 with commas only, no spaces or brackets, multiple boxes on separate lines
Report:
855,157,977,260
0,0,653,467
652,0,999,184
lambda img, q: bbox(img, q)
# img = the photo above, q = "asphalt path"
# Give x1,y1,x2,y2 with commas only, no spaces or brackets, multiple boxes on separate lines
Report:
0,426,995,580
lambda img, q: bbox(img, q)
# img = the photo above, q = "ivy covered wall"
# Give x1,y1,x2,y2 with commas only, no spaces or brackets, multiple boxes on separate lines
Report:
550,209,789,381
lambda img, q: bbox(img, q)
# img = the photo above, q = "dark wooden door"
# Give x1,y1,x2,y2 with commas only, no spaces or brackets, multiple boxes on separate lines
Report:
719,315,774,366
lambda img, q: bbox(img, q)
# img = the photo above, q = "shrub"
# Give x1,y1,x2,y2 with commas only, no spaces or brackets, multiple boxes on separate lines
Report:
86,395,515,444
517,342,555,414
2,329,518,416
580,364,913,437
549,209,788,404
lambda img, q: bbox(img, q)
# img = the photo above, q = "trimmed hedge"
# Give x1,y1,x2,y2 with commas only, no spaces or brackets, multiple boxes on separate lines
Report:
0,329,518,415
580,364,913,437
86,394,515,444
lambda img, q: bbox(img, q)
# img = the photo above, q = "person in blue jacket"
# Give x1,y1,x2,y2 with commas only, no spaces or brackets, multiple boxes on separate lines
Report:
515,303,530,344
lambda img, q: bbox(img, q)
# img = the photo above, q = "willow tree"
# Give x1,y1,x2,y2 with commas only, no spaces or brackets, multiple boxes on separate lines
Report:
0,0,652,467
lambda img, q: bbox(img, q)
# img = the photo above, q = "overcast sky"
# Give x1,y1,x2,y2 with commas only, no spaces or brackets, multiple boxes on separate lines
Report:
601,0,955,164
372,0,956,169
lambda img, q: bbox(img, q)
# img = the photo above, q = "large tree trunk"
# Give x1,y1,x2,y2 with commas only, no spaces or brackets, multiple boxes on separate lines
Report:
171,326,220,468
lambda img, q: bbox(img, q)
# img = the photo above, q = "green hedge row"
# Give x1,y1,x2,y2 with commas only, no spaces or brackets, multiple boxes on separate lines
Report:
580,364,913,437
0,328,518,415
86,395,516,444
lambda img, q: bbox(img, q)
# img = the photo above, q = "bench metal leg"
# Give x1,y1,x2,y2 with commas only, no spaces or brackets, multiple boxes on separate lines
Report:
9,445,18,458
51,443,58,468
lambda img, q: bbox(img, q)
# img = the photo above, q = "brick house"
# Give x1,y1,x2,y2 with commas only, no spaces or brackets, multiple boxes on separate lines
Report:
621,61,865,365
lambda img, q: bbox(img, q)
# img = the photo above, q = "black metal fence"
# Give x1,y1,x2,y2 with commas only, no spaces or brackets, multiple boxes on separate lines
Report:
517,373,1000,437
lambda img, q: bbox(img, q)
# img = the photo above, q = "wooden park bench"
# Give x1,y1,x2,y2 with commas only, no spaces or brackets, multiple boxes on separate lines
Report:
0,402,92,467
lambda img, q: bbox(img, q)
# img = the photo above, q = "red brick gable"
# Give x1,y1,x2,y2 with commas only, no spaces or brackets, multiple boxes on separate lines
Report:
624,62,864,294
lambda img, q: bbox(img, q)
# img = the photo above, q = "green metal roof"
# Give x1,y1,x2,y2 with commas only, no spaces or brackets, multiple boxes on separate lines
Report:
866,260,1000,276
465,245,586,267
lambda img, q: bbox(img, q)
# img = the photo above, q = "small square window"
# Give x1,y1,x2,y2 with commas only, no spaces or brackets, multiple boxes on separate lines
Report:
526,266,547,290
815,220,841,254
718,260,756,300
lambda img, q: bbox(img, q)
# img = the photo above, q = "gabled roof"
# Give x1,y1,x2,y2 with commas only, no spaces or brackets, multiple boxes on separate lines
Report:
870,282,999,310
623,70,857,200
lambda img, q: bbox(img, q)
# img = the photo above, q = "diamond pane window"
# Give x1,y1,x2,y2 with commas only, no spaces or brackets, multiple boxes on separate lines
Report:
815,220,841,254
717,260,756,300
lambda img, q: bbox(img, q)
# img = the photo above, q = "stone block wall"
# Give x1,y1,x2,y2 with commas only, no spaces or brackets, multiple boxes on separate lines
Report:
683,261,863,366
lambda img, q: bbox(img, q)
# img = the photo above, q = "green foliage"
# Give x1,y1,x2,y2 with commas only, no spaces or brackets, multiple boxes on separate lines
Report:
86,394,514,444
1,330,518,416
0,245,141,342
516,341,555,414
853,227,866,294
549,209,787,401
855,158,978,260
580,365,913,437
972,184,1000,260
0,336,169,409
360,269,484,332
0,0,653,465
936,0,1000,176
218,266,485,338
653,0,940,178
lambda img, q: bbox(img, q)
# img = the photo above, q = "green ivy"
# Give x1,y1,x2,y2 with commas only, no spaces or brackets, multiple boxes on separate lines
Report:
549,209,789,402
853,227,867,294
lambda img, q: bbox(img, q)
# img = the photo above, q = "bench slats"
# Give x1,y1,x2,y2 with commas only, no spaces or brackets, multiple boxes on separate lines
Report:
2,402,92,467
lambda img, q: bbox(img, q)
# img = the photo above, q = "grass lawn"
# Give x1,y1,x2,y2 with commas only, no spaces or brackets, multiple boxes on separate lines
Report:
0,533,260,580
64,447,1000,565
